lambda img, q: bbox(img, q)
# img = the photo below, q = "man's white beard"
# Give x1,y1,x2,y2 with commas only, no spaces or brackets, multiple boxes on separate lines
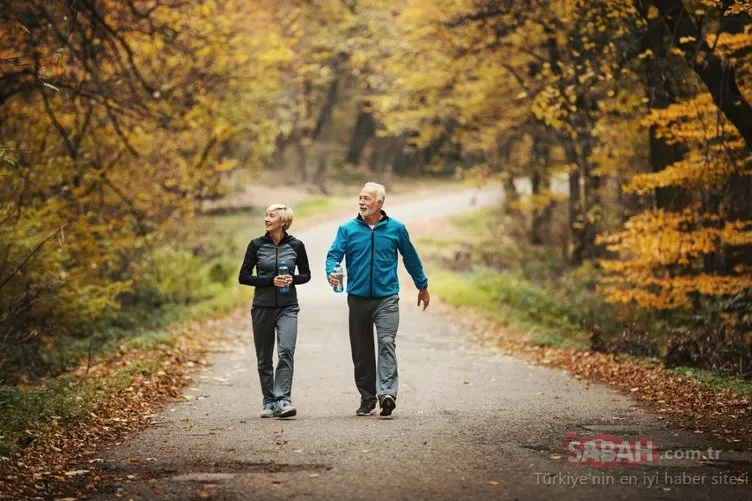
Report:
360,207,378,218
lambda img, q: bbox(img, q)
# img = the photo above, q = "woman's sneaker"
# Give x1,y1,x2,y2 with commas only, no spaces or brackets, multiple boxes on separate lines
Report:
379,395,396,417
355,401,376,416
260,403,275,418
275,401,297,418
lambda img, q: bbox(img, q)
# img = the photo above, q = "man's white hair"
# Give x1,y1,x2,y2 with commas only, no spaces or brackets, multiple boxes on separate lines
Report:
265,203,294,231
363,182,386,202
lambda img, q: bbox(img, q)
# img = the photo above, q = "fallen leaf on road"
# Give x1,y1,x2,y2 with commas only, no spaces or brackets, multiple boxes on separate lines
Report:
293,449,303,453
271,480,282,484
463,380,470,384
128,456,141,463
485,480,500,486
64,469,89,476
549,454,562,460
309,474,320,478
204,484,219,489
198,490,209,498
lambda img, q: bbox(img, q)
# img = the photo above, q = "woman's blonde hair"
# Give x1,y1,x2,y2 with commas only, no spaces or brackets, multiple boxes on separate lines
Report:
265,203,294,231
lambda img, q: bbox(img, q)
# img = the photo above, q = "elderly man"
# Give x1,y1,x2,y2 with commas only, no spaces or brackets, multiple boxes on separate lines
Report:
326,182,430,417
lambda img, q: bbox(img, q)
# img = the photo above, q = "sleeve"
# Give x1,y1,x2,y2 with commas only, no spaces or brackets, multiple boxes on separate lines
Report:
325,225,347,278
397,225,428,290
238,240,274,287
292,240,311,285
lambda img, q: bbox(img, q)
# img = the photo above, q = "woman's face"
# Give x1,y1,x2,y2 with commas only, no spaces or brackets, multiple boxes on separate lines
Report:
264,210,284,232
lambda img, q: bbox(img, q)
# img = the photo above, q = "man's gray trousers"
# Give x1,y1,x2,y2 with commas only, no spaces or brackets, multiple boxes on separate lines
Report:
347,294,400,404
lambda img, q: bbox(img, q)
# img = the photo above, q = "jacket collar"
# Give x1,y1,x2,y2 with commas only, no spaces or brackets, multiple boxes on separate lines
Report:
356,210,390,226
262,231,290,244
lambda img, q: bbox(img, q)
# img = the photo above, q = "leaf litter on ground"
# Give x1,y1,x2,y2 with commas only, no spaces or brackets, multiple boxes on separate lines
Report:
0,309,247,500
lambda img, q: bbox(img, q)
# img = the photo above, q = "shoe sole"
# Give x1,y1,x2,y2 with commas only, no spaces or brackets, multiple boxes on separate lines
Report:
260,413,274,418
379,396,395,417
276,408,297,418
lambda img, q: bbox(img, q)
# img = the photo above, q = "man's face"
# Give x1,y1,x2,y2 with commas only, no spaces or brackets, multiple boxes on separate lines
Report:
359,188,382,217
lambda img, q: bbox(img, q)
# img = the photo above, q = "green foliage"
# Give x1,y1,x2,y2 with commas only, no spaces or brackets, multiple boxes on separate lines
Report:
124,331,175,351
427,265,589,349
140,248,205,306
667,368,752,396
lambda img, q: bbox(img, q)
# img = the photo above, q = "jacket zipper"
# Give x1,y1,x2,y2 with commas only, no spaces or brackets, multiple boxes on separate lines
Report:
274,245,279,307
369,227,375,297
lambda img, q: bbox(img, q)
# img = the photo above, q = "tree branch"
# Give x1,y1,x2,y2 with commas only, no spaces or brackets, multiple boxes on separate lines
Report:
650,0,752,148
0,226,66,293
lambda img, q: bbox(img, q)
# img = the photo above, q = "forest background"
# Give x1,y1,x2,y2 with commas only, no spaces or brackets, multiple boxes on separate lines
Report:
1,0,751,456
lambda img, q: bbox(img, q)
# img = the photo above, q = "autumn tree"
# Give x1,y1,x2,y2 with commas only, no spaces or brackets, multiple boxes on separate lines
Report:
599,1,752,337
0,0,284,378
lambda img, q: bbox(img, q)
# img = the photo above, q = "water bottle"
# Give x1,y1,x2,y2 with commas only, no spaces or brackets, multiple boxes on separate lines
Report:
332,263,344,293
278,260,290,294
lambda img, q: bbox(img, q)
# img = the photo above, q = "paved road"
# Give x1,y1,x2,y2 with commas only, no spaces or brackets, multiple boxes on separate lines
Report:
95,188,750,500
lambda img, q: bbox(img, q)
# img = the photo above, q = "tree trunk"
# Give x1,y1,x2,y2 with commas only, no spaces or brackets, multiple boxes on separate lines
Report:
641,0,688,212
346,107,376,165
295,139,308,184
648,0,752,148
531,134,552,245
503,176,519,215
305,53,345,189
580,133,602,260
313,151,330,195
565,141,584,266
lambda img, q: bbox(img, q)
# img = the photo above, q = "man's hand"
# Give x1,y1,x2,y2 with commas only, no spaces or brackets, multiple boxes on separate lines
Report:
417,287,430,311
328,272,341,288
274,275,293,287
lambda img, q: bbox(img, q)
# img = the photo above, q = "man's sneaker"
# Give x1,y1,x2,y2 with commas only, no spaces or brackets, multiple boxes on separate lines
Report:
260,403,275,418
379,395,396,417
355,401,376,416
274,401,297,418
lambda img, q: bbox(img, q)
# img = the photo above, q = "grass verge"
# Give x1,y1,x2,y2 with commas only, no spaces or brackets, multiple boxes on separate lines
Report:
667,368,752,396
426,265,589,349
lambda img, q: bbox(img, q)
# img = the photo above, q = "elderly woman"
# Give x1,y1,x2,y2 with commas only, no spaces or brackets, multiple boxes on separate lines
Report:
238,204,311,418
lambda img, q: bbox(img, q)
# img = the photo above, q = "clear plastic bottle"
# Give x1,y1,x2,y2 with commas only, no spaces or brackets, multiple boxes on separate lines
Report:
278,260,290,294
332,263,344,293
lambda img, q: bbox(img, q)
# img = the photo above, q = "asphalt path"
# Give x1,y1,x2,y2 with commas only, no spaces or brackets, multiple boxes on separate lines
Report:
93,187,750,500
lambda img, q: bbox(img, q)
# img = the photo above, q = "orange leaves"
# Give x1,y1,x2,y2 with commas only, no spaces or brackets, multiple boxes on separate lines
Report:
725,0,752,16
599,205,752,309
599,0,752,312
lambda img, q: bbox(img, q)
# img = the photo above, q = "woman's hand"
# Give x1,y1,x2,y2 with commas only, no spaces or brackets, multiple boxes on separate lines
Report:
273,275,293,287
